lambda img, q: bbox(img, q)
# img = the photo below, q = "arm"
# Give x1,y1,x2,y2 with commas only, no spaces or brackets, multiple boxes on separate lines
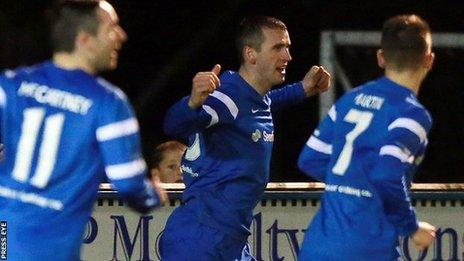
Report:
164,65,238,138
405,138,427,186
270,66,330,111
0,74,8,161
298,105,336,182
369,109,434,239
268,82,306,111
97,91,166,214
163,96,210,138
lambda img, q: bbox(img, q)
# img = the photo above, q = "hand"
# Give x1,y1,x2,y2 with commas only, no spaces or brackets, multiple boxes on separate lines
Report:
302,66,331,97
151,176,169,206
188,64,222,109
411,221,436,251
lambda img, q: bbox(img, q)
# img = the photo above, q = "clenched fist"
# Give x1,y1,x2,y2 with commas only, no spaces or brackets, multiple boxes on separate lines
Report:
302,65,331,97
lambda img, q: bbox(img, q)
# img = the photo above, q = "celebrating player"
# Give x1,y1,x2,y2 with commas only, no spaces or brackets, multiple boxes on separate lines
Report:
0,1,166,260
298,14,436,260
161,16,330,260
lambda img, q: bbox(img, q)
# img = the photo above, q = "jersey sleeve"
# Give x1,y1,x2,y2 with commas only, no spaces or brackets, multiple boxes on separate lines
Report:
369,107,432,236
298,105,336,182
0,75,6,145
0,71,13,153
164,88,238,138
269,82,307,111
405,138,428,185
0,75,6,109
96,89,160,213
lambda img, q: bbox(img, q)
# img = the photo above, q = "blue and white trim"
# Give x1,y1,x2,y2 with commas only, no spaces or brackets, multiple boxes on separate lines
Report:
105,158,146,180
0,86,5,107
388,118,427,143
202,105,219,128
328,105,336,121
379,145,414,163
210,91,239,119
306,135,332,155
96,118,139,142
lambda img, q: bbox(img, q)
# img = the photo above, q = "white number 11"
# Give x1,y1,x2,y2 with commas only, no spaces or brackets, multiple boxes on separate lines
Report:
12,107,64,188
332,109,373,175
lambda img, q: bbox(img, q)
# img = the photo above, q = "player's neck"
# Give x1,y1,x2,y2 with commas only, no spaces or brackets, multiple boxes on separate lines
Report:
384,69,424,95
53,52,96,75
238,66,271,96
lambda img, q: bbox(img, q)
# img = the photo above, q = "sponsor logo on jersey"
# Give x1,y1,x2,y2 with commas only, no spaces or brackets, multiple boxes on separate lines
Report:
263,130,274,142
0,185,63,210
325,184,372,198
252,129,274,142
181,165,199,177
252,129,262,142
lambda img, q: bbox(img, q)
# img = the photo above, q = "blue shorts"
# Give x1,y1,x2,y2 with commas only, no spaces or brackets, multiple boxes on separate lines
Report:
160,205,255,261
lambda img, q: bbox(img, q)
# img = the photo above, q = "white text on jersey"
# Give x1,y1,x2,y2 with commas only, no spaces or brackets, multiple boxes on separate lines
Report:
354,93,384,110
18,82,93,115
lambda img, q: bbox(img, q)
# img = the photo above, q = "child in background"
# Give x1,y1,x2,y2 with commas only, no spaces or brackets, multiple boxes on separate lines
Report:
150,141,186,183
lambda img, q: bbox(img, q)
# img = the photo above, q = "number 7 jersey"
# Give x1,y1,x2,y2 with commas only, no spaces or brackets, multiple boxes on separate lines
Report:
0,61,160,260
298,77,432,260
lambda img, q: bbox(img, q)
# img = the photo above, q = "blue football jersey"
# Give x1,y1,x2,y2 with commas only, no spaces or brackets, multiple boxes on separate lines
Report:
164,71,306,239
0,61,160,261
298,77,431,260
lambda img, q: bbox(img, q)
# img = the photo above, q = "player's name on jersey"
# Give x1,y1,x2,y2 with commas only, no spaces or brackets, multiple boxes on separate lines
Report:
18,82,93,115
354,93,385,110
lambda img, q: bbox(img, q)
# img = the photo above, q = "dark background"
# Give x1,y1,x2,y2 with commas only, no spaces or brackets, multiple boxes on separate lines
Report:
0,0,463,182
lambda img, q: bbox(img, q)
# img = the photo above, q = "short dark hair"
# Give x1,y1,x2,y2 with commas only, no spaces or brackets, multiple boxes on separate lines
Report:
236,16,287,64
381,14,431,71
150,141,187,169
50,0,101,52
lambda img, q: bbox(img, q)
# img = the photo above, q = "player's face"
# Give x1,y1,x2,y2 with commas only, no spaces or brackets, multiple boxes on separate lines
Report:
91,1,127,72
154,149,184,183
255,28,292,88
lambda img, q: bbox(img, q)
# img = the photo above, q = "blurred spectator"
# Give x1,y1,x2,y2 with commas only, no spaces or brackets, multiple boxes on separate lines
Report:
150,141,186,183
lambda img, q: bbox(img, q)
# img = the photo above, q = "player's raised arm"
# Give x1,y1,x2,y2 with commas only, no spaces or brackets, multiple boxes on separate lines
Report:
268,65,331,111
301,65,331,97
164,64,239,138
188,64,221,109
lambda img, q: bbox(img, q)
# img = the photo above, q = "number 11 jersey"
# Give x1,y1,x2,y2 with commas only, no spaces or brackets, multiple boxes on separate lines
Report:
0,61,159,260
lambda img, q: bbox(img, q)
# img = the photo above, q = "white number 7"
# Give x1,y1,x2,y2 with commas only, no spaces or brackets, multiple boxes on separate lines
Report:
12,107,64,188
332,109,373,175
